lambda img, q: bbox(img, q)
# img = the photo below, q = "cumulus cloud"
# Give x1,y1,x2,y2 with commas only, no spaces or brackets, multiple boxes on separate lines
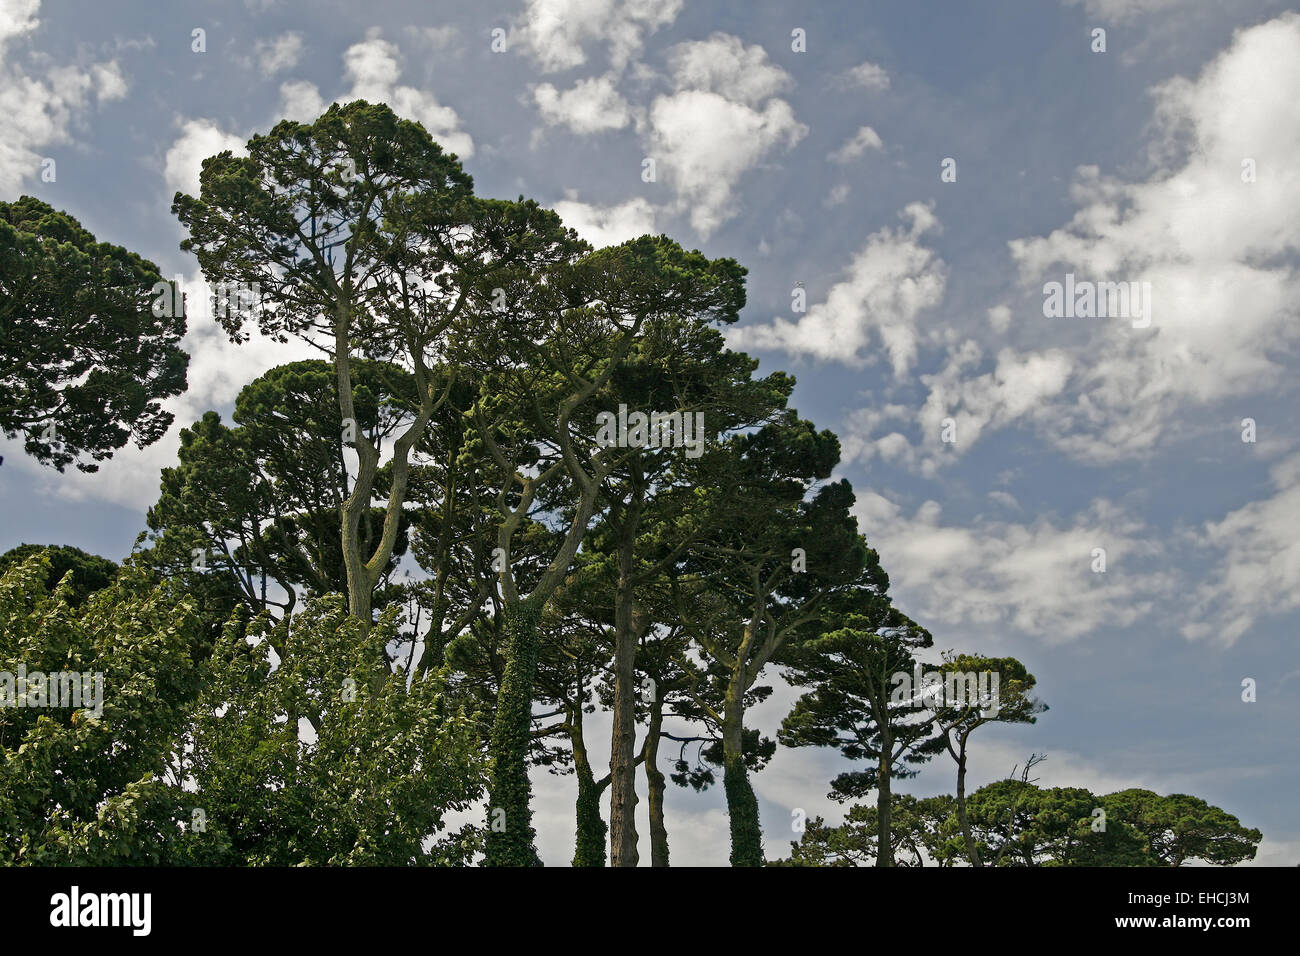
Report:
277,79,326,121
853,492,1174,641
513,0,682,72
1003,13,1300,462
0,1,127,196
848,14,1300,473
339,29,473,156
254,32,303,75
164,118,247,197
728,203,945,373
827,125,882,163
532,73,631,134
646,34,805,237
272,30,473,153
665,32,792,105
553,194,655,247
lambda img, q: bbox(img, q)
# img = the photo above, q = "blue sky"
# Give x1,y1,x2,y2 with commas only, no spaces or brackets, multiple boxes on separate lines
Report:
1,0,1297,865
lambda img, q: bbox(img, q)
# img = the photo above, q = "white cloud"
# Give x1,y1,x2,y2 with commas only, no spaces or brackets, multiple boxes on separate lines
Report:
254,32,303,76
341,29,472,156
514,0,682,73
164,118,246,197
823,183,850,207
533,73,631,134
850,14,1300,473
553,194,655,247
1001,13,1300,463
665,32,791,105
1184,453,1300,645
646,35,805,237
0,1,127,196
844,341,1074,475
274,29,473,156
0,0,39,45
278,79,326,122
853,492,1174,641
728,203,945,373
839,60,890,91
827,125,882,164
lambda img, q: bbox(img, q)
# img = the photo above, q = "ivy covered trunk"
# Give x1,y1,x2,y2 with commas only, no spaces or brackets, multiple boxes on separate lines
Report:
571,713,607,867
484,599,543,867
722,701,762,867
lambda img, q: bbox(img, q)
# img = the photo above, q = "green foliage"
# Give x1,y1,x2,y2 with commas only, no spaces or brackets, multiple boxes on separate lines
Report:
0,544,117,606
1102,788,1260,866
968,780,1150,866
0,196,188,471
776,795,959,867
174,596,486,865
0,554,205,864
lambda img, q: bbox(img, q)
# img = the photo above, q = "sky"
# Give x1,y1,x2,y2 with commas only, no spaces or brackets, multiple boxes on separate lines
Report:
1,0,1298,866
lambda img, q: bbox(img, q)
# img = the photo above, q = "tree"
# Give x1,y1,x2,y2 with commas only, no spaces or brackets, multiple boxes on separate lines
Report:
138,360,416,626
173,100,578,626
776,794,958,867
672,432,867,866
464,234,745,865
174,596,486,865
779,584,944,867
966,780,1149,866
932,653,1044,865
0,553,205,864
0,196,188,472
0,544,117,606
1101,789,1260,866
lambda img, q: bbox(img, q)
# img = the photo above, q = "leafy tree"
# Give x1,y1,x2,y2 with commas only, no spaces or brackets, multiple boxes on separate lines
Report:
671,431,866,866
465,235,744,865
173,596,486,865
0,196,188,471
1101,788,1260,866
0,544,117,606
583,314,788,866
0,554,205,864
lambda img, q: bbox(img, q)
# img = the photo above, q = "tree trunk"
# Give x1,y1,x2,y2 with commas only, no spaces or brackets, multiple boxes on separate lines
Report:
571,710,607,867
608,484,644,867
877,744,893,867
955,740,981,866
484,599,543,866
608,578,639,865
644,690,669,867
722,700,763,867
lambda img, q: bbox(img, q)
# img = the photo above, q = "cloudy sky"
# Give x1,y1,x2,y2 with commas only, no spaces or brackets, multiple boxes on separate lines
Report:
2,0,1298,865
